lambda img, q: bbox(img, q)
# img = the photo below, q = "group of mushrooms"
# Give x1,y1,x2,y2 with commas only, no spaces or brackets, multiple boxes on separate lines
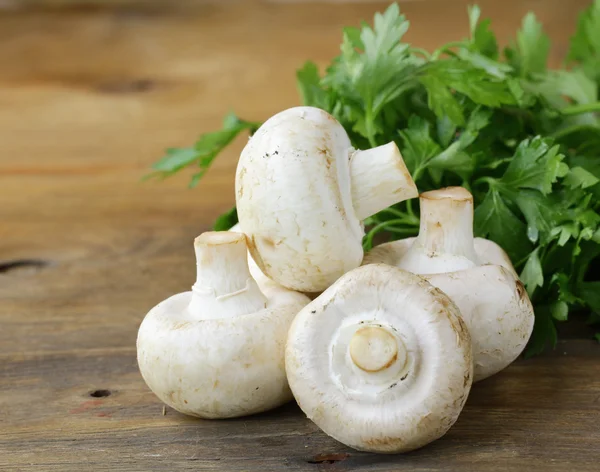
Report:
137,107,535,453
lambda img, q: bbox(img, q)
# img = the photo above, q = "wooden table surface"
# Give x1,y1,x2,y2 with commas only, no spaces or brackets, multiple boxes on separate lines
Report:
2,1,600,470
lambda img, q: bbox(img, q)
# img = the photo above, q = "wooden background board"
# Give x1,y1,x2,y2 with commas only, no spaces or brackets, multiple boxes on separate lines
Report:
1,0,599,470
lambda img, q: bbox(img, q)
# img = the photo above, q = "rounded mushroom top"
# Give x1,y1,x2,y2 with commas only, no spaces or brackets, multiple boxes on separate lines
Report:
364,235,516,278
425,263,534,381
136,231,310,419
285,264,472,453
235,106,417,292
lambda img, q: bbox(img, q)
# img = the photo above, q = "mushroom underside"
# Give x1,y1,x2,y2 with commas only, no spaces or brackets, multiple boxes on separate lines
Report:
286,264,473,453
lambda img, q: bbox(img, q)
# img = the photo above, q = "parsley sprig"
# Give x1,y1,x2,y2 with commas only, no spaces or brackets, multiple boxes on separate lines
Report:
149,2,600,355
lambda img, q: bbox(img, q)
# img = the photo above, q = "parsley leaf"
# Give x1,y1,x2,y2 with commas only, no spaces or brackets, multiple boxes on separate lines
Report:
468,5,499,59
505,12,550,76
564,166,600,189
475,138,568,250
296,62,330,110
213,207,238,231
419,60,516,126
419,73,465,125
526,305,558,356
399,108,489,182
520,248,544,296
500,137,568,195
513,189,559,243
149,113,260,188
474,187,532,262
398,116,441,173
536,69,598,111
323,3,417,145
551,300,569,321
568,0,600,82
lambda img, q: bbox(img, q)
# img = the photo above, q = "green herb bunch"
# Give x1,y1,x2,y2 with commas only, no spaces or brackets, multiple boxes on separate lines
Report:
148,2,600,354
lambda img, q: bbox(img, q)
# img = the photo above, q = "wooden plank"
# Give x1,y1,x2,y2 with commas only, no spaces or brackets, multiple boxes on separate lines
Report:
1,1,598,470
1,340,599,471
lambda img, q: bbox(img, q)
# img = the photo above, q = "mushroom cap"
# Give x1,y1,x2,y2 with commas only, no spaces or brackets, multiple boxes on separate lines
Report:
137,291,308,419
426,265,534,381
364,240,533,381
472,238,518,278
285,264,473,453
235,106,363,292
364,236,517,275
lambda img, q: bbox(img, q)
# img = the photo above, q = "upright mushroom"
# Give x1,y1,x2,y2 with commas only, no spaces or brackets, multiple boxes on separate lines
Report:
229,222,287,296
286,264,473,453
236,106,418,292
364,187,534,381
137,231,310,419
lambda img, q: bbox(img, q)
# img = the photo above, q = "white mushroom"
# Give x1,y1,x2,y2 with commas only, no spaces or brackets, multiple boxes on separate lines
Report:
235,106,418,292
286,264,473,453
364,187,535,381
137,231,310,419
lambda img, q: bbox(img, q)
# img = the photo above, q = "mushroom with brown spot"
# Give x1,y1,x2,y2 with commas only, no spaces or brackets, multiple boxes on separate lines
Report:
235,106,418,292
364,187,535,381
137,231,310,418
285,264,473,453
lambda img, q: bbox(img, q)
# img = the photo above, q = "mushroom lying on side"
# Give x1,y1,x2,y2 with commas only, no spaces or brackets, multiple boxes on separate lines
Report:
286,264,473,453
236,106,418,293
137,231,310,418
364,187,535,381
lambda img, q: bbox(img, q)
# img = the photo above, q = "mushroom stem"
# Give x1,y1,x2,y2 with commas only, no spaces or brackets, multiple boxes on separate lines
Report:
349,326,405,373
349,142,418,221
415,187,480,262
189,232,267,319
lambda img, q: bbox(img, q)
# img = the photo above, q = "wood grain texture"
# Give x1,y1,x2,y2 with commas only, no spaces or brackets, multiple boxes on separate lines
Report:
1,1,599,470
1,341,600,471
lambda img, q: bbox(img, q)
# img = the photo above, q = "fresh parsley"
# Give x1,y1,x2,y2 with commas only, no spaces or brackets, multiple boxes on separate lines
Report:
149,2,600,354
147,113,260,188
